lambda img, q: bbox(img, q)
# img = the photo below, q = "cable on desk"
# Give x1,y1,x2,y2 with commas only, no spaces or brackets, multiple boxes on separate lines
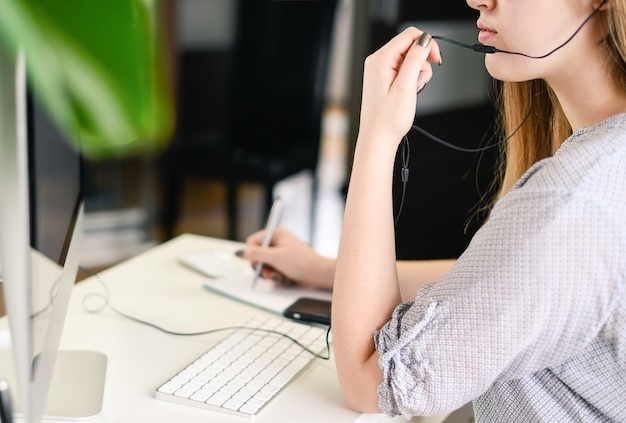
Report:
79,267,332,360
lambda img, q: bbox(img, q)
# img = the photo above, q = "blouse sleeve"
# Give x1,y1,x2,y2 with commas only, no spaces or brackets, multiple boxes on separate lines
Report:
374,187,626,418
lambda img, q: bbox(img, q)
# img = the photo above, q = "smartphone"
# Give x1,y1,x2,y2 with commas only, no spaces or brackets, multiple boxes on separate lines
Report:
283,297,331,325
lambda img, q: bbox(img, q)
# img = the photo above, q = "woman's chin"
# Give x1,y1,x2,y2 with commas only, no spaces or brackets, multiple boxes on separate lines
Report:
484,56,531,83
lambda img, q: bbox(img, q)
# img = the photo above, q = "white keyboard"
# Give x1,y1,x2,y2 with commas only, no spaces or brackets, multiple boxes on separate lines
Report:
155,315,329,416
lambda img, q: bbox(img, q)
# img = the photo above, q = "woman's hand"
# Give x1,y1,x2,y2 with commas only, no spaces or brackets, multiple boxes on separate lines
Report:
239,227,334,290
358,27,441,149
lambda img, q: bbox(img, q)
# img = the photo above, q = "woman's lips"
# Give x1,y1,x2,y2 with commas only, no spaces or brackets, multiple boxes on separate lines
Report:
478,28,497,44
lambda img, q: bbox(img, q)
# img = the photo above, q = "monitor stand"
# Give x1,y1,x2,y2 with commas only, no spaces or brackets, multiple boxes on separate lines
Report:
0,350,107,420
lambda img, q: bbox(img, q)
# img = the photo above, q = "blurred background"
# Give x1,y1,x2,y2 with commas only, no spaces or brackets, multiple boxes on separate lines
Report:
74,0,496,276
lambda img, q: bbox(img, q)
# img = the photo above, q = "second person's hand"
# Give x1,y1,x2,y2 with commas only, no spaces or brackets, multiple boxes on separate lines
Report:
238,227,335,291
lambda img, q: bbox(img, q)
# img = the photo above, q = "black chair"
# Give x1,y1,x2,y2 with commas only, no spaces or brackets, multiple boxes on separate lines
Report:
160,0,338,240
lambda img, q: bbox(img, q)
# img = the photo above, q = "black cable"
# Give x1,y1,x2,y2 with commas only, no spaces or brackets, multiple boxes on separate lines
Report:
411,123,502,153
80,267,332,361
393,89,535,224
432,35,497,54
394,134,410,226
410,100,532,154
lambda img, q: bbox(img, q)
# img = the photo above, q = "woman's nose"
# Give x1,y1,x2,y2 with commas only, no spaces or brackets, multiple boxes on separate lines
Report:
466,0,493,12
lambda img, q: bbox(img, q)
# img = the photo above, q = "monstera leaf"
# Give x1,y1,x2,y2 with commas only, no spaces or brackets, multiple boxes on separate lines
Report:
0,0,174,158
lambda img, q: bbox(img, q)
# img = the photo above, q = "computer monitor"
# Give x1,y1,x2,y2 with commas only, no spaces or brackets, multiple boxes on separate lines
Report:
0,50,106,422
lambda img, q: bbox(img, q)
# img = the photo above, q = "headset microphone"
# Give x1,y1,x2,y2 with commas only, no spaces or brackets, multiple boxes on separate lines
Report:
433,0,606,59
470,44,498,54
430,36,499,54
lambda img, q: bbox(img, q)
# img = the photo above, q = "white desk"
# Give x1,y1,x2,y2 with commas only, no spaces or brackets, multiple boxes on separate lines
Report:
2,234,458,423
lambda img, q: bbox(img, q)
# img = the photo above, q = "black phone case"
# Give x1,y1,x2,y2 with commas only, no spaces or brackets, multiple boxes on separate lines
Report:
283,297,331,325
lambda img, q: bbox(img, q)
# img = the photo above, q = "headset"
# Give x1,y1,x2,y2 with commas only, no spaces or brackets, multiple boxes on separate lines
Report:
395,1,608,224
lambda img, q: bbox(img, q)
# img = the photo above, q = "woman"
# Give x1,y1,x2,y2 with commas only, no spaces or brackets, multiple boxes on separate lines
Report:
244,0,626,420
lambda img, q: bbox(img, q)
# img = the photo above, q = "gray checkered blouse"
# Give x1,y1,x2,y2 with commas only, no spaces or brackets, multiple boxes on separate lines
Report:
375,114,626,422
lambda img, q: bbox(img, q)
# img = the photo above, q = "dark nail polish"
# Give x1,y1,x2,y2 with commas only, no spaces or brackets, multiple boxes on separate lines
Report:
417,32,432,48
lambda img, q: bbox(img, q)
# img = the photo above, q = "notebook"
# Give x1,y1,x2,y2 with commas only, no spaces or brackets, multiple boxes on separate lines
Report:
177,249,332,315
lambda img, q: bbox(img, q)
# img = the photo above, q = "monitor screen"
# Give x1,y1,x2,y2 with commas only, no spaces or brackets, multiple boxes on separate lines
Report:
28,94,82,267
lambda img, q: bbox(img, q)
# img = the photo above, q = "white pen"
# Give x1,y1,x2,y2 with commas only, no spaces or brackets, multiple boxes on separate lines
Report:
252,196,284,289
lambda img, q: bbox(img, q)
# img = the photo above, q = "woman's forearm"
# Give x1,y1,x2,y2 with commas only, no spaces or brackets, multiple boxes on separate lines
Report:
332,133,400,412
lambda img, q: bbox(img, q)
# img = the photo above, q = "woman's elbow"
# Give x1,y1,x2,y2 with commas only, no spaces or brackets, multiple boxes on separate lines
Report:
341,385,381,413
337,363,384,413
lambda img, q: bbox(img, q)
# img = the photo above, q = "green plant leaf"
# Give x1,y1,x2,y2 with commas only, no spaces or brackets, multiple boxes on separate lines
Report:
0,0,174,159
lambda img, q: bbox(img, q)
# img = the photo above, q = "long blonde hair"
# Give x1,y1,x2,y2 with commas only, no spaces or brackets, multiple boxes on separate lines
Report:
492,4,626,200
